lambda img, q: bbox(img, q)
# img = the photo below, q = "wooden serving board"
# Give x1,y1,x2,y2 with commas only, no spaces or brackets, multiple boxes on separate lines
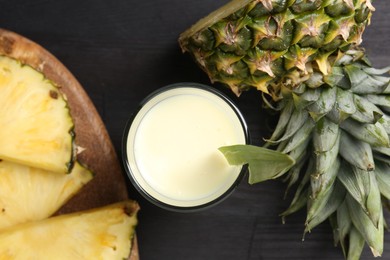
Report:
0,28,139,260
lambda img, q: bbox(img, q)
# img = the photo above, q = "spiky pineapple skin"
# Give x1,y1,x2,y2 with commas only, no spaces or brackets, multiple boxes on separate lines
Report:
0,55,75,174
0,201,139,260
179,0,374,97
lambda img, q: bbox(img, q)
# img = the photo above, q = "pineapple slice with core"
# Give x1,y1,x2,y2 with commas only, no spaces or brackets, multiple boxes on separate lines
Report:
0,55,74,174
0,201,139,260
0,160,93,230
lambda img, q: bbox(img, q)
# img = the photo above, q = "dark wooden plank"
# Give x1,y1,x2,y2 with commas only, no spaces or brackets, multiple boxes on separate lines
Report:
0,1,389,260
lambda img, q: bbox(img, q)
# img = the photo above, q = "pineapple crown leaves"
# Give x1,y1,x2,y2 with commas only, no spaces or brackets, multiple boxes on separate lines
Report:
222,55,390,258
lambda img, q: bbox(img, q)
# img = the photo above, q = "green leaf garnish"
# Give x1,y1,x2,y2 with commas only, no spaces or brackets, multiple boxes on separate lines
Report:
218,145,295,184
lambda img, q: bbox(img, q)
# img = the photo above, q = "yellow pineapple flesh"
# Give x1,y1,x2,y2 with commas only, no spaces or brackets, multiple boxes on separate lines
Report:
0,55,74,174
0,201,139,260
0,37,139,259
0,160,93,230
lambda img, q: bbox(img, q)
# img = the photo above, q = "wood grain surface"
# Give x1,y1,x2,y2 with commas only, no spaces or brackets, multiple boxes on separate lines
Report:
0,28,139,260
0,1,388,260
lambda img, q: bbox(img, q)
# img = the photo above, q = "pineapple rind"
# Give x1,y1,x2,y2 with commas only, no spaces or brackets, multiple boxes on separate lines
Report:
0,201,139,260
179,0,374,97
0,161,93,231
0,55,74,174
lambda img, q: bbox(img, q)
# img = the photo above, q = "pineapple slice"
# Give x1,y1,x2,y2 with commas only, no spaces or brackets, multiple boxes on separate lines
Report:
0,55,74,174
0,201,139,259
0,160,93,230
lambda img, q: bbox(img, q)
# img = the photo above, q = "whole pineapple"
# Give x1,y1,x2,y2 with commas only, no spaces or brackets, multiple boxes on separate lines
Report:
179,0,390,259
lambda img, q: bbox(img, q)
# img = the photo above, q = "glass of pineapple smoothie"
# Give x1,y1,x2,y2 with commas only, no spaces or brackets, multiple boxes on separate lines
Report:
122,83,249,211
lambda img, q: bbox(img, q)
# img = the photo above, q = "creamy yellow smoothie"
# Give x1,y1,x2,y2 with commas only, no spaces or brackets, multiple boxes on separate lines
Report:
124,85,248,210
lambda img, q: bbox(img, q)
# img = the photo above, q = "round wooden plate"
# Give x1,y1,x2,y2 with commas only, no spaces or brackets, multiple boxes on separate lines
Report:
0,28,139,260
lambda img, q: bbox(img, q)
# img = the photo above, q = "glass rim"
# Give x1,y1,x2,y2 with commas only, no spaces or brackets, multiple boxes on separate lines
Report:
121,82,250,212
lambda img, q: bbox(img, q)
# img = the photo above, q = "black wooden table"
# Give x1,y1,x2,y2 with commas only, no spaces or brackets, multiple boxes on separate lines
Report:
1,1,389,259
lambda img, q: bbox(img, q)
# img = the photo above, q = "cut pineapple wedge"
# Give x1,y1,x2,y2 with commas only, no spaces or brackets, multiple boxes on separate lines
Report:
0,160,93,230
0,55,74,174
0,201,139,260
